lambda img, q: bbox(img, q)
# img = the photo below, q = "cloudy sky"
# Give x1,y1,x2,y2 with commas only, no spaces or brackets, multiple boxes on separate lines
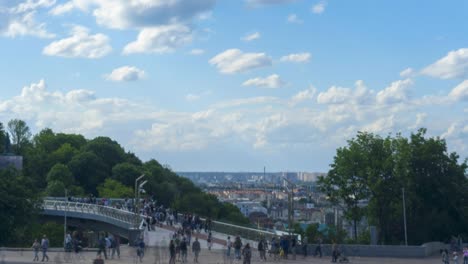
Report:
1,0,467,172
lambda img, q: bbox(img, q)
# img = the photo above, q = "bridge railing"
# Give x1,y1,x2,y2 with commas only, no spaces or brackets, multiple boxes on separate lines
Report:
210,220,276,242
43,199,142,228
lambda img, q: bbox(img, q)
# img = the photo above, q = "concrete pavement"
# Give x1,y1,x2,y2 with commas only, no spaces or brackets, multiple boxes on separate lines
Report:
0,246,443,264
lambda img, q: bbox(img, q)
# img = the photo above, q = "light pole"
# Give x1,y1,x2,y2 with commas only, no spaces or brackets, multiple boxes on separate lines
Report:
402,188,408,246
283,177,295,237
134,174,145,227
64,188,68,249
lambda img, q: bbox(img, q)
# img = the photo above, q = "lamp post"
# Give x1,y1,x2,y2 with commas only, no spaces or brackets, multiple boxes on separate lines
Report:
283,177,295,237
134,174,145,227
64,188,68,249
402,188,408,246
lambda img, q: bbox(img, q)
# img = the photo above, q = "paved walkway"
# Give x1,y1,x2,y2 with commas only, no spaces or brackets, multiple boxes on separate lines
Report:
0,246,443,264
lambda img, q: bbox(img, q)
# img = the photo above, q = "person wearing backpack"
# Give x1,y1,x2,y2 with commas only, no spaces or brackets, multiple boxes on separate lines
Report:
97,236,108,260
180,237,188,263
192,237,201,263
242,243,252,264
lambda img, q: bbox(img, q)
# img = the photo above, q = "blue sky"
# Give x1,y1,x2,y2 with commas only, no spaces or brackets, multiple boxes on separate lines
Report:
1,0,468,172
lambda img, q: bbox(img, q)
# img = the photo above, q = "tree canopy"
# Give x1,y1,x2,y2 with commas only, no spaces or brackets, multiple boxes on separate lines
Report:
318,129,468,245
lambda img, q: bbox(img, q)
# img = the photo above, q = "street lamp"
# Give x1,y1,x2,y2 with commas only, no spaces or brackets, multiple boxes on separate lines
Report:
283,177,296,237
134,174,145,227
64,188,68,249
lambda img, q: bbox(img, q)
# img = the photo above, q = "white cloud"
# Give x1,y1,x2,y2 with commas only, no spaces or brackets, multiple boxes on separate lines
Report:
50,0,216,30
190,49,205,55
242,74,285,88
289,86,317,106
280,52,311,63
186,94,201,102
123,24,192,55
287,14,303,24
400,67,414,78
105,66,145,82
448,80,468,101
317,80,373,104
422,48,468,79
312,1,326,14
209,49,272,74
376,79,413,104
43,25,111,58
13,0,56,13
242,32,260,42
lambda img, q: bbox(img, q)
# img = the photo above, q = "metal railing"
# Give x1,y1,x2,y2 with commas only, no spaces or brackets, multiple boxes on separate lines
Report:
43,199,278,242
42,199,142,228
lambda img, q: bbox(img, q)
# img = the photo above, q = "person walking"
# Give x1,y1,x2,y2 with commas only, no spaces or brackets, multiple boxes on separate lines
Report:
111,235,120,259
135,236,145,263
258,238,266,261
97,236,108,260
463,247,468,264
314,237,323,257
207,232,213,250
226,236,232,257
192,237,201,263
169,240,176,264
32,239,40,261
242,243,252,264
234,236,243,260
291,236,297,260
41,235,49,262
302,236,308,258
180,237,188,263
441,249,449,264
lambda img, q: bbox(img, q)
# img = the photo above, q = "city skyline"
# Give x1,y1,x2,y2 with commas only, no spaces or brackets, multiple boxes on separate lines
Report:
1,1,468,171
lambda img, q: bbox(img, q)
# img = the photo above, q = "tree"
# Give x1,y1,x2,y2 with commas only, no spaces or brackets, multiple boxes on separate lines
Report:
97,178,133,198
46,163,74,187
7,119,32,154
68,152,109,195
112,162,141,186
0,168,40,246
0,122,5,153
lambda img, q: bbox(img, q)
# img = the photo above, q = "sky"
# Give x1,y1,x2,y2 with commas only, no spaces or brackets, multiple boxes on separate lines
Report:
0,0,468,172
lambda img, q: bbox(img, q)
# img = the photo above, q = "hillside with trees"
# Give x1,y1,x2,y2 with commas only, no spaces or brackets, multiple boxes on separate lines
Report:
0,119,248,246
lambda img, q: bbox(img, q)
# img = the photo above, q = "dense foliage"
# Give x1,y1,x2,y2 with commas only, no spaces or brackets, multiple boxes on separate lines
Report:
0,120,248,245
318,129,468,245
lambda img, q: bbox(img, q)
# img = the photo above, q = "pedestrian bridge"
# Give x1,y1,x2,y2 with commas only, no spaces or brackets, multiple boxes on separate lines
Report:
41,199,277,246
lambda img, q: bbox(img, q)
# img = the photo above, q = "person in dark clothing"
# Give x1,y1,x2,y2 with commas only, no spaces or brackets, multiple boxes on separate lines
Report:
180,238,188,263
97,237,108,260
169,240,176,264
242,243,252,264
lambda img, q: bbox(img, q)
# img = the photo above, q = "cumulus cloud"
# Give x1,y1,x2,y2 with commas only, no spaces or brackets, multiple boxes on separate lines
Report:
43,25,111,58
400,67,414,78
312,1,326,14
123,24,192,54
448,80,468,101
287,14,303,24
50,0,216,30
280,52,311,63
1,1,55,38
317,80,373,104
242,74,285,88
209,49,272,74
105,66,145,82
376,79,413,104
422,48,468,79
242,32,260,42
289,86,317,106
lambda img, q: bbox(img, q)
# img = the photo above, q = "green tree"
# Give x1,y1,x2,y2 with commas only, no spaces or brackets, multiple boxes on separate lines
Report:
0,122,5,153
7,119,32,154
85,137,125,172
0,168,40,246
112,162,141,186
46,163,74,187
68,151,109,194
97,178,133,198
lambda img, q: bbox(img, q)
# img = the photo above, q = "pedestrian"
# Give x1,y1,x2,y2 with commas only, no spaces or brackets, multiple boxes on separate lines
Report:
192,237,201,263
302,236,308,258
97,236,108,260
111,235,120,259
234,236,243,260
242,243,252,264
169,240,176,264
258,238,266,261
454,251,459,264
105,235,111,256
331,242,338,263
32,239,40,261
207,232,213,250
226,236,232,257
441,249,449,264
135,236,145,263
180,237,188,263
314,237,322,257
41,235,49,262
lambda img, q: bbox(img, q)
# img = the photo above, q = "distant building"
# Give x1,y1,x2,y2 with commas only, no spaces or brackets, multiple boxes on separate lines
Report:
0,155,23,170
